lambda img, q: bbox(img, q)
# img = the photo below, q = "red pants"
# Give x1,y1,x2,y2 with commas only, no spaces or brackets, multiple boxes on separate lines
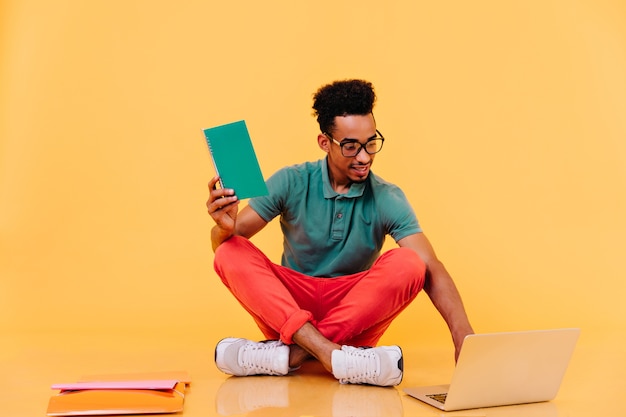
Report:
214,236,426,346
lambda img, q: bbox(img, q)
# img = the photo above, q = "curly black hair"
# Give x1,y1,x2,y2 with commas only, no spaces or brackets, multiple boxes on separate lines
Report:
312,79,376,134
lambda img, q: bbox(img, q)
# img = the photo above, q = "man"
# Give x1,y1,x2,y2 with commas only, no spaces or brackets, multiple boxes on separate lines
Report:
206,79,473,387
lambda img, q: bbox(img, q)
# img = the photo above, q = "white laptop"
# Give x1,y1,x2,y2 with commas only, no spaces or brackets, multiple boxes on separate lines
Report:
404,328,580,411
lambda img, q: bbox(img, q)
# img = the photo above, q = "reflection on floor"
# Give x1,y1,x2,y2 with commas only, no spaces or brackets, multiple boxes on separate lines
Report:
215,361,404,417
214,362,563,417
213,361,565,417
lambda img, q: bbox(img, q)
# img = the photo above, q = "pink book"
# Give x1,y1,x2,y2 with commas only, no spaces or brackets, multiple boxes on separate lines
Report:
51,380,179,391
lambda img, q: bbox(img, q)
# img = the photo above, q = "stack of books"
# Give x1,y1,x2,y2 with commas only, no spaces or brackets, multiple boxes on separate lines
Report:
46,371,191,416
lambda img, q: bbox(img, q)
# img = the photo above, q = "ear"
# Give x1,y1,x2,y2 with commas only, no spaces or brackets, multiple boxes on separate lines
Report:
317,133,330,153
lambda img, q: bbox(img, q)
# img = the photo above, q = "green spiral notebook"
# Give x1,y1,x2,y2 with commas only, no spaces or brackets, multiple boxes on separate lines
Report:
202,120,268,199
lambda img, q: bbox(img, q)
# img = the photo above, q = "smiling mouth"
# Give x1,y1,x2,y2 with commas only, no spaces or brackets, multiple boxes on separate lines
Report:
352,165,370,175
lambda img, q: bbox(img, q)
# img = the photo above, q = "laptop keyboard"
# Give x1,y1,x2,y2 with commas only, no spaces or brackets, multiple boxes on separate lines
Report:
426,393,447,404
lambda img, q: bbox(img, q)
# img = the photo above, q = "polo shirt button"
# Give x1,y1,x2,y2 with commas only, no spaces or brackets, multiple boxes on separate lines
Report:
337,213,343,219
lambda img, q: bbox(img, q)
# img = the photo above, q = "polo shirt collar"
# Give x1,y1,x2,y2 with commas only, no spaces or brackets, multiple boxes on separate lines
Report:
321,157,367,199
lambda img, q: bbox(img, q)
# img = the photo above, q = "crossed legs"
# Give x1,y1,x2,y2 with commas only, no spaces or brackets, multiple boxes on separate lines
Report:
214,236,426,372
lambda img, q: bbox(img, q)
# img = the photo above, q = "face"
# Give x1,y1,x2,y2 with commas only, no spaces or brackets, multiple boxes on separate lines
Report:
318,114,378,191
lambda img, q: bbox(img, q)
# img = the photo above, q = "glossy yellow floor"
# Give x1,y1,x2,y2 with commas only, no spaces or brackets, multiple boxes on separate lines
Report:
1,328,622,417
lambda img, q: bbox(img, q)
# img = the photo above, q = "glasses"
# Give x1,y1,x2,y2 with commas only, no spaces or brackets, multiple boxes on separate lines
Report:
325,130,385,157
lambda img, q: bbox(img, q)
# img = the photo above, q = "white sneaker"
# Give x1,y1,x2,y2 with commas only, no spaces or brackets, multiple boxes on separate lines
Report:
331,345,403,386
215,338,290,376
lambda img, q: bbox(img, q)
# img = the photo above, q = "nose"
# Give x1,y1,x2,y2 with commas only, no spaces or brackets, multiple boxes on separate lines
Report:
355,146,371,163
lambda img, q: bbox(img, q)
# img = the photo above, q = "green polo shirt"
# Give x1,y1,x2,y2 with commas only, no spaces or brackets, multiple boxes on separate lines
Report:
248,158,421,277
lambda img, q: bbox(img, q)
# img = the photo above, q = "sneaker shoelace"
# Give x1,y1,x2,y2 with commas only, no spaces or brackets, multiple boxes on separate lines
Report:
239,341,284,375
342,347,380,384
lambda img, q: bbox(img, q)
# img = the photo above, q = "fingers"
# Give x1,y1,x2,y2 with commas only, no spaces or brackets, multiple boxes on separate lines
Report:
208,175,220,191
206,177,238,213
207,193,238,213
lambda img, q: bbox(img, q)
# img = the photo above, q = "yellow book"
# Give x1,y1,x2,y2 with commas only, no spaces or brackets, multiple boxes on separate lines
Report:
47,371,190,416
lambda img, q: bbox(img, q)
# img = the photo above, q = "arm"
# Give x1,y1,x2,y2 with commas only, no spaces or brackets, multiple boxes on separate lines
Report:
206,176,268,251
397,233,474,361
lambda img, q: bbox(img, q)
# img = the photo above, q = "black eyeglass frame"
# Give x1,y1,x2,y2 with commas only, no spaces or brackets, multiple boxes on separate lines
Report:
324,129,385,157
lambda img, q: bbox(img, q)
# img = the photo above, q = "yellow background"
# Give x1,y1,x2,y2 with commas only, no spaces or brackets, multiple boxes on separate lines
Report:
2,0,625,354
